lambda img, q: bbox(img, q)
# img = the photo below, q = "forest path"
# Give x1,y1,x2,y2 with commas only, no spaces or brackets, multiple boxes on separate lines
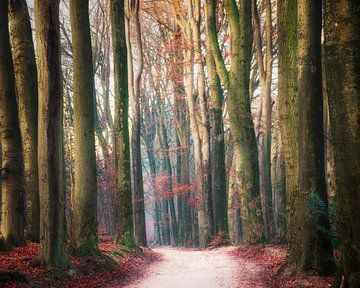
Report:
120,246,266,288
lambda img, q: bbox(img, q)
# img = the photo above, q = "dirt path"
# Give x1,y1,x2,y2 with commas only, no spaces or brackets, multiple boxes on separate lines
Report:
121,247,266,288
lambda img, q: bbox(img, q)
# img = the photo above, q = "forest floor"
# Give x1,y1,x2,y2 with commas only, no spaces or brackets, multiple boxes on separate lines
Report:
114,245,334,288
0,243,335,288
0,240,158,288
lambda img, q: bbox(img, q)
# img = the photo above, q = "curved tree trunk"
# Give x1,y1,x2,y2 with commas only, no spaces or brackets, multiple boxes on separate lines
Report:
0,0,25,249
8,0,39,243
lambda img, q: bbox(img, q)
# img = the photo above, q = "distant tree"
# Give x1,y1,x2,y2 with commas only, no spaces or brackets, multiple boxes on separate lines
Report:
35,0,68,268
0,0,25,249
70,0,98,255
9,0,40,242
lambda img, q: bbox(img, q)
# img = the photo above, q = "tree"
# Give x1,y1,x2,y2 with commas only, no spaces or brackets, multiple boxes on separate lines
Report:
8,0,40,242
277,0,300,263
324,0,360,285
296,0,335,274
110,0,136,247
206,0,264,242
0,0,25,249
128,0,147,247
252,0,274,241
205,11,228,237
35,0,68,268
70,0,98,255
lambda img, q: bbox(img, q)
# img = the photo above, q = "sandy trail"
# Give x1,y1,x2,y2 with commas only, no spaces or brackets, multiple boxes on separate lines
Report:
122,247,265,288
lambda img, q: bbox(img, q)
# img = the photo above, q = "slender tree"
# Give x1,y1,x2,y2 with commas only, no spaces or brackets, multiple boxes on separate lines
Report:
110,0,136,247
128,0,147,247
324,0,360,285
35,0,68,268
252,0,274,241
8,0,40,242
0,0,25,249
70,0,98,255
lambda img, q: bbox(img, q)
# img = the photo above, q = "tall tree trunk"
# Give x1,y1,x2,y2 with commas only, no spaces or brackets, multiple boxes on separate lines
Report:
277,0,300,265
8,0,39,243
296,0,335,274
35,0,68,268
110,0,136,248
128,0,147,247
0,0,25,249
207,0,264,243
204,29,228,236
70,0,98,255
324,0,360,285
252,0,274,241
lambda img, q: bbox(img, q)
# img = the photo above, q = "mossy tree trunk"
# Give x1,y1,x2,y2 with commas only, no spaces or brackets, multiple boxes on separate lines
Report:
324,0,360,285
204,5,228,237
206,0,264,243
0,0,25,250
296,0,335,275
277,0,301,265
35,0,68,269
8,0,39,243
70,0,98,256
110,0,136,248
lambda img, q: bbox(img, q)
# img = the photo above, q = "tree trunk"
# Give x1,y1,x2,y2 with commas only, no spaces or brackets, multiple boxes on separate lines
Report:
70,0,98,255
324,0,360,285
8,0,39,243
110,0,136,248
252,0,274,241
296,0,335,274
35,0,68,268
0,0,25,249
277,0,300,263
128,0,147,247
205,35,228,236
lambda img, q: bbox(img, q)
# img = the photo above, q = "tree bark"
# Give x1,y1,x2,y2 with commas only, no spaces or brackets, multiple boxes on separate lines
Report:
8,0,39,243
324,0,360,285
35,0,68,268
0,0,25,249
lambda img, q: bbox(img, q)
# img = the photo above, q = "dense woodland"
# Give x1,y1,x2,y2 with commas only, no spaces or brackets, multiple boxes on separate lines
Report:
0,0,359,287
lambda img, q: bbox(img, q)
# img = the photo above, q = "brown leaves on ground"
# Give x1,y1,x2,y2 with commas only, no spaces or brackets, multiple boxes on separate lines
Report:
0,241,159,288
229,244,334,288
